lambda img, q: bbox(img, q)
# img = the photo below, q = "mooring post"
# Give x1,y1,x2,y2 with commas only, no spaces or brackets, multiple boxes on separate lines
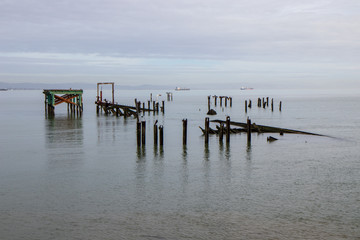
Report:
220,97,223,107
279,101,282,111
245,100,248,113
161,100,165,114
266,97,269,107
225,97,228,107
154,121,158,146
230,97,232,107
205,117,210,145
183,119,187,145
214,95,217,106
226,116,230,143
141,121,146,145
137,121,141,146
208,96,211,111
247,117,252,143
263,98,266,108
258,98,261,107
156,102,159,113
135,99,139,121
249,100,252,108
219,123,224,143
148,101,150,110
271,98,274,112
152,101,155,112
159,125,164,146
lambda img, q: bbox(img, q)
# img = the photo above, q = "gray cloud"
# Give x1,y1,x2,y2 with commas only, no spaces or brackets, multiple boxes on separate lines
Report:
0,0,360,87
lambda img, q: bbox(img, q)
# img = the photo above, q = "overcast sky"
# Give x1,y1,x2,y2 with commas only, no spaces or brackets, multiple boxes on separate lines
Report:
0,0,359,88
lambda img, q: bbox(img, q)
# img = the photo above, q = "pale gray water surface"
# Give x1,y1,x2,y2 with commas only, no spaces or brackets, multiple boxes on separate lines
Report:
0,89,359,239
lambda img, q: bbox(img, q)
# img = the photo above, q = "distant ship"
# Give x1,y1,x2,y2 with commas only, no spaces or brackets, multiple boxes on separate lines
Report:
240,87,253,90
175,87,190,91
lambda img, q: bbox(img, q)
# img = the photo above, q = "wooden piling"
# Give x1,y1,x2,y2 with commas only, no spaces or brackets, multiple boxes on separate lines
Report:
279,101,282,111
266,97,269,107
226,116,230,143
205,117,210,145
154,121,158,146
162,100,165,113
141,121,146,145
214,96,218,106
225,97,228,107
137,121,141,147
159,125,164,146
247,117,251,143
271,98,274,111
263,98,266,108
245,100,248,113
220,97,223,107
230,97,232,107
183,119,187,145
258,98,261,107
248,100,252,108
219,123,224,143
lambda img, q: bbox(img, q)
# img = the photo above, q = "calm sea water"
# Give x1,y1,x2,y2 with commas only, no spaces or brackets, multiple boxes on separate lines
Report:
0,89,359,240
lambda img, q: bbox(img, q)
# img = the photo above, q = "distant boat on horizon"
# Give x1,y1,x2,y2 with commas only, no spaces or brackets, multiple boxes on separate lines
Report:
240,87,254,90
175,87,190,91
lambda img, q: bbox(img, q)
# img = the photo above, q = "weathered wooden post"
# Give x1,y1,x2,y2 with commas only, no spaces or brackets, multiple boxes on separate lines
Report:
137,121,141,147
208,96,211,112
219,123,224,143
134,99,139,121
245,100,248,113
159,125,164,146
161,100,165,114
266,97,269,107
154,121,158,146
214,95,218,106
153,101,156,112
148,101,150,110
263,98,266,108
141,121,146,145
183,119,187,145
156,102,159,113
230,97,232,107
226,116,230,143
225,97,228,107
279,101,282,111
220,97,223,107
247,117,251,143
205,117,210,145
248,100,252,108
150,93,152,102
271,98,274,111
258,98,261,107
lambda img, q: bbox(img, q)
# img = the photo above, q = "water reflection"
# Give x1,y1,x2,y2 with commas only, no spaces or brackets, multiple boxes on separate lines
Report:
204,144,210,161
45,116,84,168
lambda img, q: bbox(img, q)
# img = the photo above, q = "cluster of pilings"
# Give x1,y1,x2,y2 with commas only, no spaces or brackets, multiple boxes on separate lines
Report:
135,118,189,148
210,95,233,108
136,120,164,147
202,116,252,145
166,92,173,101
256,97,282,112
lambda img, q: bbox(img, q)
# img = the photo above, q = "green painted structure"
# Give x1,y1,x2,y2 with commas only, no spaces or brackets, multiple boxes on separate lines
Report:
43,89,83,116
